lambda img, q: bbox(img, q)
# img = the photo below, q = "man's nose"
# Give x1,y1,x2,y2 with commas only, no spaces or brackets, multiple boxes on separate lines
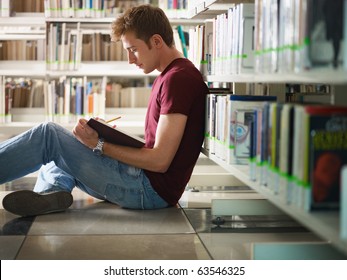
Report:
127,51,136,64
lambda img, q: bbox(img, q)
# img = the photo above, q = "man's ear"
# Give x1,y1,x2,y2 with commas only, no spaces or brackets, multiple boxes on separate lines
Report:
151,34,163,48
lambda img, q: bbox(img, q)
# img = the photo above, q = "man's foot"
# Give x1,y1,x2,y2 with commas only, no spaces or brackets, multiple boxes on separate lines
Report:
2,190,73,217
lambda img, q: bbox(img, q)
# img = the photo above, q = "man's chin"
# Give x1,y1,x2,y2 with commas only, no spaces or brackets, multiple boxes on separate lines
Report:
142,69,154,74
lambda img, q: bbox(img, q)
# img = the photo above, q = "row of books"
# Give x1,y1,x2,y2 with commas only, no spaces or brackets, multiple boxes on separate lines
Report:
205,92,276,165
0,0,144,18
205,92,347,212
286,84,332,103
47,78,150,122
158,0,188,18
255,0,346,73
0,77,151,123
0,0,12,17
44,0,142,18
0,39,46,61
189,0,347,76
46,22,126,71
2,0,187,19
81,32,127,62
2,78,45,116
188,2,255,75
0,0,44,16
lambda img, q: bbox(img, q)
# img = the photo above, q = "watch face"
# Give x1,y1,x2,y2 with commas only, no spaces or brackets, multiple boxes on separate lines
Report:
93,138,104,156
93,148,103,156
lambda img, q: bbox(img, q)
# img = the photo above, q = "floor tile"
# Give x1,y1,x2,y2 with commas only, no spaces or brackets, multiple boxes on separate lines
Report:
29,203,194,235
182,208,310,233
0,236,26,259
16,234,211,260
198,232,325,260
0,212,35,235
183,208,330,259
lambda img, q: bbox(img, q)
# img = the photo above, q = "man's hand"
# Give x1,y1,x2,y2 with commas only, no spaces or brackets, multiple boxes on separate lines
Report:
72,118,99,149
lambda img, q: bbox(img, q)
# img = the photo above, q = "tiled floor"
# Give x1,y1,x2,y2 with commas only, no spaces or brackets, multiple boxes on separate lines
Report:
1,157,346,260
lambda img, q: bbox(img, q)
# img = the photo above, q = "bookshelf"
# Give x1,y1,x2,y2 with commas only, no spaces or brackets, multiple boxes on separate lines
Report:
0,1,201,136
0,13,153,132
191,0,347,257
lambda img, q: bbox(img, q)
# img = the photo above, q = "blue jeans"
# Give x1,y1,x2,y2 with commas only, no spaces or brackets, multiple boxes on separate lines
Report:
0,122,169,210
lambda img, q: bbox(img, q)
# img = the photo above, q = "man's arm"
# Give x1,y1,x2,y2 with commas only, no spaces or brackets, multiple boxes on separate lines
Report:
73,113,187,173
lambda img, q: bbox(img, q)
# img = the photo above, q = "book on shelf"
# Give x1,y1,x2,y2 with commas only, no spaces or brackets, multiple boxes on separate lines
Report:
87,117,145,148
0,39,45,61
254,0,346,73
303,105,347,211
279,0,296,73
205,93,215,152
188,24,205,72
176,25,188,58
341,165,347,239
0,0,12,17
204,88,232,154
249,112,257,181
278,103,295,203
237,3,255,73
255,0,281,73
267,102,284,194
291,104,307,207
204,20,214,75
234,109,256,163
120,87,151,108
158,0,188,18
228,95,277,165
0,78,45,123
302,0,345,70
189,2,255,75
251,106,264,182
11,0,43,13
260,102,272,186
44,0,111,18
345,0,347,71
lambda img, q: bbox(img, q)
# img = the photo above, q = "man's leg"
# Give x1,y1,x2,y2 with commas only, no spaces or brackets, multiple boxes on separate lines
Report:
1,122,168,216
34,161,77,193
34,161,106,200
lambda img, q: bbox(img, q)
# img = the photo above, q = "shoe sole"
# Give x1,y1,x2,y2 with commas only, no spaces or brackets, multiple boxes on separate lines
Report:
2,190,73,217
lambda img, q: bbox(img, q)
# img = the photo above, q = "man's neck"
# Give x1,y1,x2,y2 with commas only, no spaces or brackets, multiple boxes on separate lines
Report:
157,48,184,72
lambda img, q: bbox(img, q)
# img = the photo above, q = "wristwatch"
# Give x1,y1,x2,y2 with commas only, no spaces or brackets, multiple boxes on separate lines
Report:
92,138,104,156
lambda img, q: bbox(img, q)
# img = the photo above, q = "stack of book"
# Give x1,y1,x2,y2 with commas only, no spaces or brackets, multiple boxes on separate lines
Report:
255,0,345,73
0,76,150,124
189,0,346,75
43,0,137,18
46,22,127,71
189,2,255,75
205,90,347,213
205,91,277,165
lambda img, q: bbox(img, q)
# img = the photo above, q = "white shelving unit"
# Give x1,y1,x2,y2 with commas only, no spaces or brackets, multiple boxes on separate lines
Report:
193,0,347,257
206,70,347,85
0,9,201,137
0,13,150,135
203,148,346,255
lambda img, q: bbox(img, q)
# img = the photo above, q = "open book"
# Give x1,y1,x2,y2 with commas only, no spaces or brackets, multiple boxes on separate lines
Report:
87,118,145,148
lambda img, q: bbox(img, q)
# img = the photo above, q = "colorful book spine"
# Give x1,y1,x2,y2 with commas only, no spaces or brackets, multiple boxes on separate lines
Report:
303,105,347,211
227,95,277,165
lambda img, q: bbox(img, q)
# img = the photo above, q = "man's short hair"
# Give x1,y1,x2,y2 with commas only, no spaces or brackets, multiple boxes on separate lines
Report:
111,4,174,48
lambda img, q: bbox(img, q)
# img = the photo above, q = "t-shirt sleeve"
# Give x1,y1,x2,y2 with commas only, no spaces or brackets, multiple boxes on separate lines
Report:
159,72,196,116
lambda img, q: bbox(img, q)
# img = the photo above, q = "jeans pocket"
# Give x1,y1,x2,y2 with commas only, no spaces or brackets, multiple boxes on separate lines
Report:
104,183,144,209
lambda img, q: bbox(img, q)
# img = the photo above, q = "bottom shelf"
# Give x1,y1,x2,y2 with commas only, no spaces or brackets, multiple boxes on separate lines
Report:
202,148,347,256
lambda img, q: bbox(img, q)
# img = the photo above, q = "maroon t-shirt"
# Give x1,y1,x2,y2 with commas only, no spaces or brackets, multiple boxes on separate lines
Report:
144,58,209,206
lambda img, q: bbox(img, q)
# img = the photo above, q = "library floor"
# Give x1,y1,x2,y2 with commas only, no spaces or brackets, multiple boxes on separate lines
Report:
0,160,343,260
